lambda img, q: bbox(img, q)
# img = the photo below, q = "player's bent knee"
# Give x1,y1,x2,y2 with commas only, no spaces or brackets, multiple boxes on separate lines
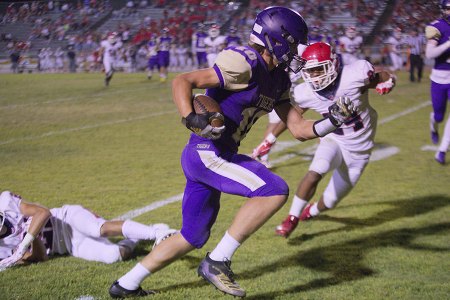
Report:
100,247,122,264
322,195,339,209
310,160,331,176
180,228,210,249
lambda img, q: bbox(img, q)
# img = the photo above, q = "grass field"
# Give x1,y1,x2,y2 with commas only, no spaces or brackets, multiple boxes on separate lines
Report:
0,71,449,300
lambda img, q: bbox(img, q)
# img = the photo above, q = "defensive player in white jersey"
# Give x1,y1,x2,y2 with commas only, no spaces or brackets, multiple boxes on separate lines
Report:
386,27,406,72
204,24,227,68
99,32,123,86
0,191,175,270
338,26,363,65
269,42,396,238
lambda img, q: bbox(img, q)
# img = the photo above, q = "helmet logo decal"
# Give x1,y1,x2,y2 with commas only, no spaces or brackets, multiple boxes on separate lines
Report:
253,23,263,34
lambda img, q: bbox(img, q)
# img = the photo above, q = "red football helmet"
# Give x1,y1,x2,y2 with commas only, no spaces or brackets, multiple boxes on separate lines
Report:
300,42,339,91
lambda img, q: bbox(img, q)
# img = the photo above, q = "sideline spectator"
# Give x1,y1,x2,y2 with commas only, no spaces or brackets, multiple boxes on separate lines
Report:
10,49,21,73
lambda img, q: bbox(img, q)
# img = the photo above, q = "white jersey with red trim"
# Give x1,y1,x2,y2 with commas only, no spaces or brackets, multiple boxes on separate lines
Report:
0,191,30,259
293,60,378,153
101,40,123,60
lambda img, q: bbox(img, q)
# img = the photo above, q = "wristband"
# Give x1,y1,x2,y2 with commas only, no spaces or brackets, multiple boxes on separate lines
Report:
313,117,337,137
18,232,35,250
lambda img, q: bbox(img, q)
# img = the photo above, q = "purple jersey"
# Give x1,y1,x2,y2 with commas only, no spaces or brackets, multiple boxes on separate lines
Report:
194,31,207,53
188,45,291,153
158,36,172,53
225,35,241,47
147,40,158,58
426,18,450,71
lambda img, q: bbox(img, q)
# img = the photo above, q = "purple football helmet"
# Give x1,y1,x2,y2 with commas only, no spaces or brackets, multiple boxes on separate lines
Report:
250,6,308,73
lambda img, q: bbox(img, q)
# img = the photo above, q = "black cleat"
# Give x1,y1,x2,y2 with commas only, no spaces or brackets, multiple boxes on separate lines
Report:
197,253,246,298
109,281,156,298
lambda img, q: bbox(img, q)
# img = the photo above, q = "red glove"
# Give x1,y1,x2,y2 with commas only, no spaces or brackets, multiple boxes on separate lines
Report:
376,76,396,95
252,139,275,159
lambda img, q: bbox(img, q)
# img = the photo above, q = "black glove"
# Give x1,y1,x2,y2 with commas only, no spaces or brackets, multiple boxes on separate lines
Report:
182,112,225,140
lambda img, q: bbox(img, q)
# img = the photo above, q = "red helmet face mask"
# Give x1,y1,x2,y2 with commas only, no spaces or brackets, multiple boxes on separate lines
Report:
300,42,339,92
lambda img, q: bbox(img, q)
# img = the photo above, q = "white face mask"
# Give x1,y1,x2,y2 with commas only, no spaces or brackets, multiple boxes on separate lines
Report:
301,59,338,92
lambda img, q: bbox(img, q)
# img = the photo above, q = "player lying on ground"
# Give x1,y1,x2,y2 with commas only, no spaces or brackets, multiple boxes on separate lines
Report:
259,42,395,238
109,7,357,298
0,191,175,270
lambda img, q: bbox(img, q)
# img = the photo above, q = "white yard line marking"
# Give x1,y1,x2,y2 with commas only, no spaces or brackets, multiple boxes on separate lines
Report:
0,110,177,146
421,145,439,151
116,193,184,220
378,101,430,125
115,100,432,220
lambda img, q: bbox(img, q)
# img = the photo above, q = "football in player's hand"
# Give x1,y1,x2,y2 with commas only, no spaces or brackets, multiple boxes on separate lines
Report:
193,94,224,127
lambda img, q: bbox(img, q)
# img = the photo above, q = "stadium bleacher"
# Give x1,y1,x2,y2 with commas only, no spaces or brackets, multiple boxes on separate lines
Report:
0,0,439,73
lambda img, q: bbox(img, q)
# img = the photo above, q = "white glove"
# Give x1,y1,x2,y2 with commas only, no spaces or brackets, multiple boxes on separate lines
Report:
0,233,34,271
328,96,358,126
376,76,396,95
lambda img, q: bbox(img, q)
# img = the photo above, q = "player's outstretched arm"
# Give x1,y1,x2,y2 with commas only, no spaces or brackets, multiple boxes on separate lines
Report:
275,102,317,141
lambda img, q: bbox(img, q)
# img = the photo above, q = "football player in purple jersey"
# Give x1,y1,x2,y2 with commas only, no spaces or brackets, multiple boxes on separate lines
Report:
225,26,242,47
146,36,159,80
426,0,450,164
192,23,208,69
157,27,172,82
110,7,356,298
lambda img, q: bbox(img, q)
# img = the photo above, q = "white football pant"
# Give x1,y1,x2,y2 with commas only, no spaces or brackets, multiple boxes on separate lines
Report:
52,205,122,264
309,137,369,209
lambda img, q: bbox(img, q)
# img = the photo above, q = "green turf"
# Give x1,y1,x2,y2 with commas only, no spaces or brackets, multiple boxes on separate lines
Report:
0,72,448,300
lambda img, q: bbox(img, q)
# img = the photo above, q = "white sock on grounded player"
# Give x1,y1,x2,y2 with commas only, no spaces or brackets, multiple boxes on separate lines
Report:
289,195,308,217
309,203,321,217
209,231,241,262
266,132,277,143
122,220,155,240
118,263,150,290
